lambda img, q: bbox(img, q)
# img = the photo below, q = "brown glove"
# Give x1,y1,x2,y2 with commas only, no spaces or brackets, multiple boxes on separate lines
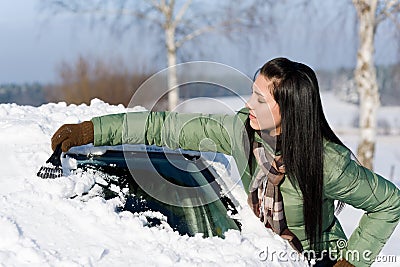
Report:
51,121,94,152
333,259,355,267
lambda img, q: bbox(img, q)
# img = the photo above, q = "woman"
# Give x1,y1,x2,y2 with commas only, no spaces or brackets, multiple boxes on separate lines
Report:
51,57,400,267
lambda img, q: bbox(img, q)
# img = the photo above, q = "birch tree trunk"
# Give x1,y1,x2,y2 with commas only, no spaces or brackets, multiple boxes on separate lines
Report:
352,0,379,170
161,0,181,111
165,25,179,111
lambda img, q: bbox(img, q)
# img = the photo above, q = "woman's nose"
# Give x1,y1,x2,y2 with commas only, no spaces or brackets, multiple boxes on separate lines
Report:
245,96,253,109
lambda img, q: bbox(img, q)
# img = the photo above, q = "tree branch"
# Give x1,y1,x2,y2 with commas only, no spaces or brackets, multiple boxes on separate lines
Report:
376,0,400,25
175,24,215,48
173,0,192,27
148,0,162,11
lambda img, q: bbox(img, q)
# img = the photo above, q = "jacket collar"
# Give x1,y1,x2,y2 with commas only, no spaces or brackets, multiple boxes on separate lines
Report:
254,130,281,156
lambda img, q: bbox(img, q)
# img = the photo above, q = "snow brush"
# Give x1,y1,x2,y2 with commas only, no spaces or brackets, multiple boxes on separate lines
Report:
37,144,63,179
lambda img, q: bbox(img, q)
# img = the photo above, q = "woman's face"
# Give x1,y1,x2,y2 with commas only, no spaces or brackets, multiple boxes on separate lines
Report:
245,75,281,135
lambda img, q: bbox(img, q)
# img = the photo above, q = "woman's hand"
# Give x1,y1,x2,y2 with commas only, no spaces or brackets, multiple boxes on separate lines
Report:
51,121,94,152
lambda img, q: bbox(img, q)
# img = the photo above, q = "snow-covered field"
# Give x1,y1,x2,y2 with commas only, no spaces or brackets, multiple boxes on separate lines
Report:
0,93,399,266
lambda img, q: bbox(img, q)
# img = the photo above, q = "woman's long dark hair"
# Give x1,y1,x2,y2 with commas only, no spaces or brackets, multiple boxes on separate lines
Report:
254,57,346,250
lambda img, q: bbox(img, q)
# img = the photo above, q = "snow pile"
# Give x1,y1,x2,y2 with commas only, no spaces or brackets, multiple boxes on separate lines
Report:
0,99,307,266
0,96,399,266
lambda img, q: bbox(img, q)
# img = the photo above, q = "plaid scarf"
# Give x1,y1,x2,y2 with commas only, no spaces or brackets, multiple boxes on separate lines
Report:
248,142,303,253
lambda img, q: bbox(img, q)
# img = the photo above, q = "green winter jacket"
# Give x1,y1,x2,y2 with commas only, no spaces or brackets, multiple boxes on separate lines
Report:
91,108,400,266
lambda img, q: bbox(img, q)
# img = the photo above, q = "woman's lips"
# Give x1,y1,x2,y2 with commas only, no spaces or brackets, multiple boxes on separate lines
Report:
249,113,256,120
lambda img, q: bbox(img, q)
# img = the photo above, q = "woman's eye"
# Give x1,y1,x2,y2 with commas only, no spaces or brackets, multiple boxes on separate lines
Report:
258,98,265,103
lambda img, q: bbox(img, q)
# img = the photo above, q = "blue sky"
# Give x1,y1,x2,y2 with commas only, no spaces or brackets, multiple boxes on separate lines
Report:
0,0,131,83
0,0,398,84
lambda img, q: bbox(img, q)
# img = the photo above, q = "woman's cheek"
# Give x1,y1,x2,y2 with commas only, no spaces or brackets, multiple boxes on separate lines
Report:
249,119,260,130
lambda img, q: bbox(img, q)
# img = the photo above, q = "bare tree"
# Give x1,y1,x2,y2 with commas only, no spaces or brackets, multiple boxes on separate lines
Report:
42,0,274,110
352,0,400,169
44,55,151,106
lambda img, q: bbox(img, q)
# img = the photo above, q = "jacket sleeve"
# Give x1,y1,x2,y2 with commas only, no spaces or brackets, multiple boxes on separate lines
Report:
323,142,400,267
90,110,247,156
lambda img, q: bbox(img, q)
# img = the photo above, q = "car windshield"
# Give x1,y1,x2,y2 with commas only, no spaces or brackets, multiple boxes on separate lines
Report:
66,147,241,238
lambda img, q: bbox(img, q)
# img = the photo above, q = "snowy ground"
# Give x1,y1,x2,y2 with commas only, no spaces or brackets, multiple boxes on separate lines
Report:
0,93,399,266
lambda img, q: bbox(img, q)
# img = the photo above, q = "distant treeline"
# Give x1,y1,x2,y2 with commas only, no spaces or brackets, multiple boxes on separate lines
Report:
317,63,400,106
0,83,46,106
1,60,399,107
